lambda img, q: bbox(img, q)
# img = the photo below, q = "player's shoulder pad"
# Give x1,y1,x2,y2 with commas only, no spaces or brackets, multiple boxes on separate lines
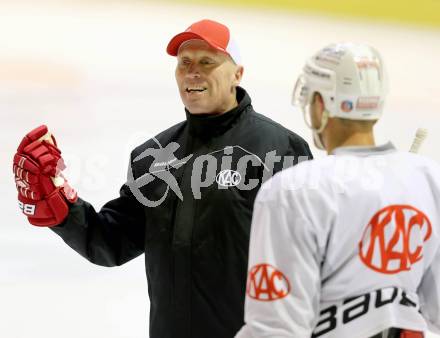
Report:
257,156,335,202
402,151,440,180
408,151,440,168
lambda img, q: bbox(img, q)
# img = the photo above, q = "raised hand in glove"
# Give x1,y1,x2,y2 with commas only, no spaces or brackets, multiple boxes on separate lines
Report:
13,125,77,227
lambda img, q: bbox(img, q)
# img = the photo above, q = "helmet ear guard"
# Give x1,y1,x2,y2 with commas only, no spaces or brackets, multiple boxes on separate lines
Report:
293,80,329,150
291,75,309,109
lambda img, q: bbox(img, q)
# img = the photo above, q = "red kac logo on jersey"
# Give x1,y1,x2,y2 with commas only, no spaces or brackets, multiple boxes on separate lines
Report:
246,263,291,301
359,205,432,274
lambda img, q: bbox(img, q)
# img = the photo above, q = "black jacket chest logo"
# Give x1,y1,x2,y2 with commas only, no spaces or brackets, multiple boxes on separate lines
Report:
127,140,271,207
216,169,242,187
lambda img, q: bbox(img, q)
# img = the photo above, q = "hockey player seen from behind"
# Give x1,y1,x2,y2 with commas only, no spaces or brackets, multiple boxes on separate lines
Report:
236,43,440,338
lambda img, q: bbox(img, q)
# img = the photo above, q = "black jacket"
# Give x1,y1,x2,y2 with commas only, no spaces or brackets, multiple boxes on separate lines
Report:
52,87,312,338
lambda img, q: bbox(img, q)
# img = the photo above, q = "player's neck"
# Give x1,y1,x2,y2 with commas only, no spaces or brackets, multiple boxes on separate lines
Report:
325,131,375,154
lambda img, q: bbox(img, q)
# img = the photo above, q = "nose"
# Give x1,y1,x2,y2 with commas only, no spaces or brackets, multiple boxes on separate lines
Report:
186,63,201,79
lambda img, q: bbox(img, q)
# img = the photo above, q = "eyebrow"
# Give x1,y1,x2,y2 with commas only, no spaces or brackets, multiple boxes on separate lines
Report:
200,56,216,62
178,53,219,62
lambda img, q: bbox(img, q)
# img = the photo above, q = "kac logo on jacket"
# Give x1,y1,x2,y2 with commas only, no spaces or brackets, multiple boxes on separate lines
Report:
216,169,241,187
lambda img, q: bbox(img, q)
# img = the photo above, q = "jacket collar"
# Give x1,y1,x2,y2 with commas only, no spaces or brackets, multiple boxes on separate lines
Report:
332,141,396,156
185,87,251,139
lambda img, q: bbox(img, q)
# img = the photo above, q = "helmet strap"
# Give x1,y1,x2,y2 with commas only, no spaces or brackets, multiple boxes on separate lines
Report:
313,131,326,150
316,109,329,134
305,109,329,150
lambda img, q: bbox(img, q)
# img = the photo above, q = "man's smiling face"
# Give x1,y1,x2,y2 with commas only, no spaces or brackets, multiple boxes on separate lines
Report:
175,39,243,115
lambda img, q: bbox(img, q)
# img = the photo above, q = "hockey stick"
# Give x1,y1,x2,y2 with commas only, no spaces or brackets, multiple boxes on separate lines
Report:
409,128,428,153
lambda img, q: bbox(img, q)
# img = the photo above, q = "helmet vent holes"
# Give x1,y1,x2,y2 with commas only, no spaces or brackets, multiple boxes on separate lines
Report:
343,77,352,85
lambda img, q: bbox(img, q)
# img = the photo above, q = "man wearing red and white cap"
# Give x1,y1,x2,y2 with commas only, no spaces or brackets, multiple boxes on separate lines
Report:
12,19,312,338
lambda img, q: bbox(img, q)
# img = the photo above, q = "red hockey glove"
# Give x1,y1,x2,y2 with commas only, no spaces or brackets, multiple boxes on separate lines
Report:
400,330,424,338
13,125,78,227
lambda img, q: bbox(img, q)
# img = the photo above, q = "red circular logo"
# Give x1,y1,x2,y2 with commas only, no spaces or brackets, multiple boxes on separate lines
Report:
246,263,291,301
359,205,432,274
341,100,353,112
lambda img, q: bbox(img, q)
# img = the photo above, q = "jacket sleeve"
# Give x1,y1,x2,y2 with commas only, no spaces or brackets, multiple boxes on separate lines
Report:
236,176,321,337
50,156,145,267
418,246,440,334
274,133,313,176
290,133,314,163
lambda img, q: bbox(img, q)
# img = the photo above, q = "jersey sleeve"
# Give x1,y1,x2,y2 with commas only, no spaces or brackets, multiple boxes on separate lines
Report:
236,175,322,337
418,245,440,334
417,157,440,334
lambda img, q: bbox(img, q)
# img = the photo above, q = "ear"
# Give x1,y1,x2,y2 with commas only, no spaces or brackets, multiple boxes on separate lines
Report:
233,65,244,86
314,93,324,113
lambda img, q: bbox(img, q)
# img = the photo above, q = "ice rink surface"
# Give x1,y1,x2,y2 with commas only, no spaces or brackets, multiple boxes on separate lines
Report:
1,1,439,337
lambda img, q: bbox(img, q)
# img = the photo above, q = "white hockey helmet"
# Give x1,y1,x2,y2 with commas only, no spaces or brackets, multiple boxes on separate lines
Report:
292,42,388,123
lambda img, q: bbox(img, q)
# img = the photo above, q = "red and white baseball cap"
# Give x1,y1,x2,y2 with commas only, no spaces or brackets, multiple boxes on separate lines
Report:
166,19,241,64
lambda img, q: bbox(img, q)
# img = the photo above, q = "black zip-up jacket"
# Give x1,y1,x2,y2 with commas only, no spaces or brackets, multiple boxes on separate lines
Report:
52,87,313,338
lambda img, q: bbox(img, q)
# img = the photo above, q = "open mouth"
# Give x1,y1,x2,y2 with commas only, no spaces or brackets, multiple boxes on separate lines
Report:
186,87,207,93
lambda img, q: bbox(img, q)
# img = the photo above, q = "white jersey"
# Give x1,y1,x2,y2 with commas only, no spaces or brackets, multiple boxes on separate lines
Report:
236,143,440,338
